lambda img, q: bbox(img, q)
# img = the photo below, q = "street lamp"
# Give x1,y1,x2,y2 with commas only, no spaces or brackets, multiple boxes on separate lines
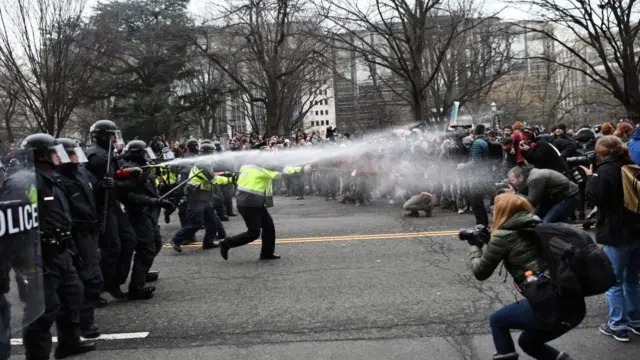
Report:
490,102,502,129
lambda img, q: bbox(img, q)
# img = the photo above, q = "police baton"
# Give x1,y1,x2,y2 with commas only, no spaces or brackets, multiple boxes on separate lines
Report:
101,140,113,234
157,169,203,201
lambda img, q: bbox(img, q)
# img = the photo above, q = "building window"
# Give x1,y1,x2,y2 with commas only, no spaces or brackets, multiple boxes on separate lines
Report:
315,111,318,116
311,121,315,126
321,120,325,125
324,99,328,105
326,110,329,115
323,89,327,95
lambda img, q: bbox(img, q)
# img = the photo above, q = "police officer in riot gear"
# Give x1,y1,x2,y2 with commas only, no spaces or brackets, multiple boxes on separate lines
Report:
201,143,228,221
211,142,236,217
1,147,44,360
21,134,96,359
177,139,199,243
171,159,232,253
55,138,104,339
120,140,173,300
84,120,138,300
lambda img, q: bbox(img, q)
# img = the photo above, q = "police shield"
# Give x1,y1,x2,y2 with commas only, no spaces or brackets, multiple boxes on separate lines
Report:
0,157,44,340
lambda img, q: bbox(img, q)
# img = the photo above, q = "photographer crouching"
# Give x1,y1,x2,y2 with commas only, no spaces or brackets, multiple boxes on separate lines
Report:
506,166,579,223
464,193,583,360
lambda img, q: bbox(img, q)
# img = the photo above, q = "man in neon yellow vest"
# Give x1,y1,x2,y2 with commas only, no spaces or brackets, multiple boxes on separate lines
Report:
219,163,309,260
170,161,233,252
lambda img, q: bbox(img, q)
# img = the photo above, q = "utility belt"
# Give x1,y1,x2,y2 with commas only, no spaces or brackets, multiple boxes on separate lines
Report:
40,229,73,254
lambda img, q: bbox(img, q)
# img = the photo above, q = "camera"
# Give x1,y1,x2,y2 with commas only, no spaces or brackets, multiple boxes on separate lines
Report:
566,150,596,167
495,179,511,195
459,224,491,247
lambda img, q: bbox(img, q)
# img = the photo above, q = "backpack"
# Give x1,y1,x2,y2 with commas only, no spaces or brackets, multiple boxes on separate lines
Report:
518,223,615,324
621,164,640,213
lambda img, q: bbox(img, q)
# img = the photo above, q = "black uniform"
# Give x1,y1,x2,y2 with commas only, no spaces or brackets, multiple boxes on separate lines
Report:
120,163,163,297
56,165,102,333
23,169,86,358
84,145,137,297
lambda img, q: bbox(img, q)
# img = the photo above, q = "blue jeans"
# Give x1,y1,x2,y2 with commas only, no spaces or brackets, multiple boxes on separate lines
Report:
490,299,582,359
604,245,640,330
541,196,578,223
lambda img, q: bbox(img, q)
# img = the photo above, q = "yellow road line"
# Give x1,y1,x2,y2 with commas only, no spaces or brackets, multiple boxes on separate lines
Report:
163,223,590,249
164,230,460,248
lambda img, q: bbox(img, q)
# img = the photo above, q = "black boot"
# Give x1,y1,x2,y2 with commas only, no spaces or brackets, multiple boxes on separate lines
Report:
259,254,281,260
492,353,518,360
220,239,230,260
106,286,126,300
146,271,159,282
95,297,108,308
202,241,220,250
81,324,101,339
127,286,155,300
54,341,96,359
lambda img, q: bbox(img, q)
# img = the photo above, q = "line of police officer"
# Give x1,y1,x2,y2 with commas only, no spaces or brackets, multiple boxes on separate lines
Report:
0,119,181,359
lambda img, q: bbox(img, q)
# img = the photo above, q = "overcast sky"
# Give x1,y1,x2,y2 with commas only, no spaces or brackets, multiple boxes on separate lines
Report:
82,0,531,22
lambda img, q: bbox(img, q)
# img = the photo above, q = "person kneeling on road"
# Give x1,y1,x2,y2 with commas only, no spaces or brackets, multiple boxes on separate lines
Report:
402,192,433,217
468,193,581,360
506,166,579,223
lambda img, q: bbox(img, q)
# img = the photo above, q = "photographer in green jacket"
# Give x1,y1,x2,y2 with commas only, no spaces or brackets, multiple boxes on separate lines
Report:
467,193,583,360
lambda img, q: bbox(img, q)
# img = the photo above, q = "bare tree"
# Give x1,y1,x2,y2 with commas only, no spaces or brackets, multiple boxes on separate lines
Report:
195,0,331,136
427,15,513,122
514,0,640,121
0,72,19,144
321,0,501,125
0,0,108,136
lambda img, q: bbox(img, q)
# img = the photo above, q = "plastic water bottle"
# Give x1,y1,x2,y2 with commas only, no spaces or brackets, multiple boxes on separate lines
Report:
525,271,538,283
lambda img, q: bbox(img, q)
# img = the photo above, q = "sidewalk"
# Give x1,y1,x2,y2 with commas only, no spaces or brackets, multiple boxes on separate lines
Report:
14,327,639,360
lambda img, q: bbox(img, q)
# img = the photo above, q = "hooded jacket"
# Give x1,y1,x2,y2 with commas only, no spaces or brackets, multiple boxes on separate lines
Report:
586,157,640,246
469,211,546,283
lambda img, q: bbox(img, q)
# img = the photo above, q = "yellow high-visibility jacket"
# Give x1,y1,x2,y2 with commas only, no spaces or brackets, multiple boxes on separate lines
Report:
236,164,301,208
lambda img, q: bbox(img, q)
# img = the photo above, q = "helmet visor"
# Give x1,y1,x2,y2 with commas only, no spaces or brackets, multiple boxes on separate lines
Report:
161,147,175,160
72,146,88,163
112,130,124,146
52,144,71,164
145,147,157,160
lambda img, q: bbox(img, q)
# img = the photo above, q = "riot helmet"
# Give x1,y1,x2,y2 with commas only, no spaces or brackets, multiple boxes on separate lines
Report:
200,139,212,145
186,138,199,154
90,119,124,149
213,140,222,152
124,140,156,163
21,133,71,166
160,147,175,161
56,138,88,164
200,143,215,155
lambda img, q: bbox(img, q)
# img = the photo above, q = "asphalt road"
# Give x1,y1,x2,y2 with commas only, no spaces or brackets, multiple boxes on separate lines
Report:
11,196,640,359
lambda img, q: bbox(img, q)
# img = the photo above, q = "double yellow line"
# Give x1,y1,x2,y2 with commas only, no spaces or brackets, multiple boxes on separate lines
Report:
164,229,460,248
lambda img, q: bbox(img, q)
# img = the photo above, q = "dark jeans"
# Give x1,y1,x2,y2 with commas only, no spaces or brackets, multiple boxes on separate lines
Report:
539,196,579,223
490,299,584,359
470,185,489,227
226,206,276,256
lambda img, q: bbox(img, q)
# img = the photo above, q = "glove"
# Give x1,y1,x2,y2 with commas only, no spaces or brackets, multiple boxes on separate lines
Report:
232,173,238,185
99,177,115,189
160,199,175,212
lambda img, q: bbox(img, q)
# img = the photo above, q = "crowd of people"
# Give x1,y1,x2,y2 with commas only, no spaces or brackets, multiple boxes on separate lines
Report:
1,118,640,360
